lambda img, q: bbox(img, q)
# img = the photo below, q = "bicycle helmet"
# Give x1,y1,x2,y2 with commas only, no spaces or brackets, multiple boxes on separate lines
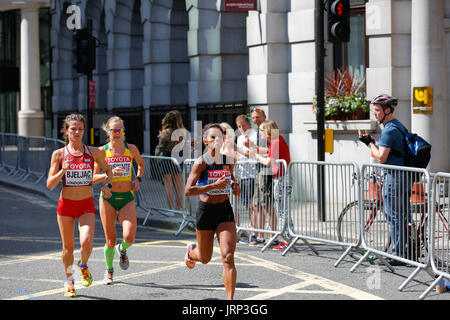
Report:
371,94,398,124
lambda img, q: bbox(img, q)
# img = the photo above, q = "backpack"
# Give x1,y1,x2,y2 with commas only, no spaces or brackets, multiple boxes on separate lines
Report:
391,124,432,169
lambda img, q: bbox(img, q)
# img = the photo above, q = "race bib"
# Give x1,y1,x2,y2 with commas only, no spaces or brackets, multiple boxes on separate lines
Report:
206,169,231,195
65,163,93,186
107,156,132,177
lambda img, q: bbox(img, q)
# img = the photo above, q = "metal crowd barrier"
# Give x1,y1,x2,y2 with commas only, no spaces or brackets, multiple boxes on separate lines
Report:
419,172,450,299
139,155,195,236
0,133,65,186
350,164,432,290
285,161,362,265
231,159,289,252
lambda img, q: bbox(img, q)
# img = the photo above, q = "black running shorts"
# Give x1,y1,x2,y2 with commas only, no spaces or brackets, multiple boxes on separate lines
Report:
196,200,235,231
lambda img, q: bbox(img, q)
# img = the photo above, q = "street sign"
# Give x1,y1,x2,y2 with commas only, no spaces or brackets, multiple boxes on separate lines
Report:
89,79,96,109
224,0,256,11
413,86,433,114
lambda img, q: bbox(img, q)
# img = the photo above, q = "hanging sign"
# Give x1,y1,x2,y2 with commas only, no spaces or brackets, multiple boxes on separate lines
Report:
412,86,433,114
224,0,256,11
89,80,96,109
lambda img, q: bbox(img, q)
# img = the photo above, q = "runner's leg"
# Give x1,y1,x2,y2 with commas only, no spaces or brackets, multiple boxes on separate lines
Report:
57,215,75,278
216,222,237,300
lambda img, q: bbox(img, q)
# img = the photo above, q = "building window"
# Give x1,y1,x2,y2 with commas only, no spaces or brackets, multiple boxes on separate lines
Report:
334,1,368,81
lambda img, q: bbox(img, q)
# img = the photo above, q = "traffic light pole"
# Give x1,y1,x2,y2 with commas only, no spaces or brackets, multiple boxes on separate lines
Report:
316,0,326,222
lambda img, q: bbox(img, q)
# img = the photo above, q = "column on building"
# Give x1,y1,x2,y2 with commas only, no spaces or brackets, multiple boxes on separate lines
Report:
411,0,448,171
187,0,248,126
148,0,189,105
105,0,135,109
285,0,316,160
247,0,290,138
18,4,44,137
366,0,412,128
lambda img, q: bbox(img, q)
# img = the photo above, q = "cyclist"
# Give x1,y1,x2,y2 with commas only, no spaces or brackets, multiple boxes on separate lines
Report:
358,94,412,266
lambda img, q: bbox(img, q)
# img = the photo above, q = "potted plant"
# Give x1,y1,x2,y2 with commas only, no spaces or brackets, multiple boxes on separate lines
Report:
313,67,370,120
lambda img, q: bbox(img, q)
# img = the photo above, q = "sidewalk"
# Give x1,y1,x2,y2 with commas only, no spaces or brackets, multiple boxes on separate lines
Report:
0,168,193,235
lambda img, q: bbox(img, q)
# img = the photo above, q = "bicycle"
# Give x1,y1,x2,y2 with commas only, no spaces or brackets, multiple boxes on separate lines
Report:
336,170,449,266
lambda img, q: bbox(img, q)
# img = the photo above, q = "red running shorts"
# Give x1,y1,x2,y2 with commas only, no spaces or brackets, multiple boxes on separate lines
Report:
57,197,95,219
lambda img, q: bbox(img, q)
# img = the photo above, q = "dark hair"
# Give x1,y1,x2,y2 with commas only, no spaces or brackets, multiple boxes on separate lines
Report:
202,123,224,135
235,114,250,124
61,114,86,145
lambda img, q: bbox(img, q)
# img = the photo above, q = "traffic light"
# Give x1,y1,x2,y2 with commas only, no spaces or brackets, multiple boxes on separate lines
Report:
73,28,96,74
327,0,350,43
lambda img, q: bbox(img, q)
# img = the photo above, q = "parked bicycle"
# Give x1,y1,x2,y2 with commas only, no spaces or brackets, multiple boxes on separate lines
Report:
337,170,449,266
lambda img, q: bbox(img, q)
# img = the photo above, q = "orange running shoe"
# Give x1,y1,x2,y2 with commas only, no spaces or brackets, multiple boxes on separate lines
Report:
185,243,197,269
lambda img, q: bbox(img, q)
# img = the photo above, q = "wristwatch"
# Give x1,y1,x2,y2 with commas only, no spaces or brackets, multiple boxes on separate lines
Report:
106,183,112,188
137,177,142,182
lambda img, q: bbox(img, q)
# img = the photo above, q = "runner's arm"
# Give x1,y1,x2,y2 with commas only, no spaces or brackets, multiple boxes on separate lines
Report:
46,149,65,190
184,159,227,196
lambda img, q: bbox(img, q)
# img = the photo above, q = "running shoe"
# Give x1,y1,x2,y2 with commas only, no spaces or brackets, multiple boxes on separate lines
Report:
250,237,265,246
185,243,197,269
116,244,129,270
64,280,76,298
103,268,114,285
77,260,93,287
272,241,289,251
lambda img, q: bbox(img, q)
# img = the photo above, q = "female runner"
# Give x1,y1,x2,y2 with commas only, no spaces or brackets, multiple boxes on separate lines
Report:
184,123,240,300
47,114,113,298
94,116,145,284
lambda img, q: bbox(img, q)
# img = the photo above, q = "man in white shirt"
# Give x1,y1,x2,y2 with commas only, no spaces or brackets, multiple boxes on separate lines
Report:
235,114,258,245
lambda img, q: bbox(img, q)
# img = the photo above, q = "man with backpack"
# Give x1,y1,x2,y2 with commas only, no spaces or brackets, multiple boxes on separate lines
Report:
358,94,429,266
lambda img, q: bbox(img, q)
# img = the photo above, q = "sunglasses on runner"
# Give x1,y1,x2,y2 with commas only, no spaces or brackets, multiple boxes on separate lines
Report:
109,127,125,134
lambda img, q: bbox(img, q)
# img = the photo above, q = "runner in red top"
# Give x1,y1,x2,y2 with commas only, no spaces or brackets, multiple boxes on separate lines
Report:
47,114,113,298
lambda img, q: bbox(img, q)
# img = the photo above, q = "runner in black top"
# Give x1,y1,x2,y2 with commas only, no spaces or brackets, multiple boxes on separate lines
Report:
184,123,240,300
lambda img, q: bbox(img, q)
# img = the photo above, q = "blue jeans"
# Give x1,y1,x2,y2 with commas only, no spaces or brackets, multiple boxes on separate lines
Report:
382,170,412,257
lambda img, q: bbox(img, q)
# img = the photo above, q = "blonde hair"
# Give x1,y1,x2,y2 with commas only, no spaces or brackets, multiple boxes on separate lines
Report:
259,120,279,139
61,114,86,145
102,116,125,142
172,110,185,129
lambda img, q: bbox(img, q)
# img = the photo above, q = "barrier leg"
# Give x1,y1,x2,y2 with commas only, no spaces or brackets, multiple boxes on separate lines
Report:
282,236,299,256
300,238,319,256
142,209,153,226
261,233,280,252
399,265,422,291
419,275,443,300
350,250,371,272
174,218,195,237
334,245,354,267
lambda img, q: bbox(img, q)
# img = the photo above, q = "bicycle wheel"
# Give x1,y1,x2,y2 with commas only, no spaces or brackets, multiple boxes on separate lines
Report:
429,204,450,270
337,200,391,259
337,201,362,246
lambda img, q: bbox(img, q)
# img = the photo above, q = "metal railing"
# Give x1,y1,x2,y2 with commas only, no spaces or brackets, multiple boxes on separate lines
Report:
2,132,450,299
139,156,195,236
231,159,289,252
419,172,450,299
286,161,362,265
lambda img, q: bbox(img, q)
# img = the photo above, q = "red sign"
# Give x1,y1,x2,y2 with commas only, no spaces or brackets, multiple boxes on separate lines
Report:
224,0,256,11
89,79,96,109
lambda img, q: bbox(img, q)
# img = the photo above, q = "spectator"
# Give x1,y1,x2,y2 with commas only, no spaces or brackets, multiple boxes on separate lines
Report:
220,122,236,161
253,120,291,250
358,94,412,266
155,111,184,211
234,114,258,245
247,107,269,246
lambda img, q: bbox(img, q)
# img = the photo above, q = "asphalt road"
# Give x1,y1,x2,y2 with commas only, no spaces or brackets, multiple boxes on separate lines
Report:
0,183,448,306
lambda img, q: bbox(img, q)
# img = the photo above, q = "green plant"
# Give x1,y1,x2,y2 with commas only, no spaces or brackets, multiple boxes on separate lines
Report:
313,67,369,120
